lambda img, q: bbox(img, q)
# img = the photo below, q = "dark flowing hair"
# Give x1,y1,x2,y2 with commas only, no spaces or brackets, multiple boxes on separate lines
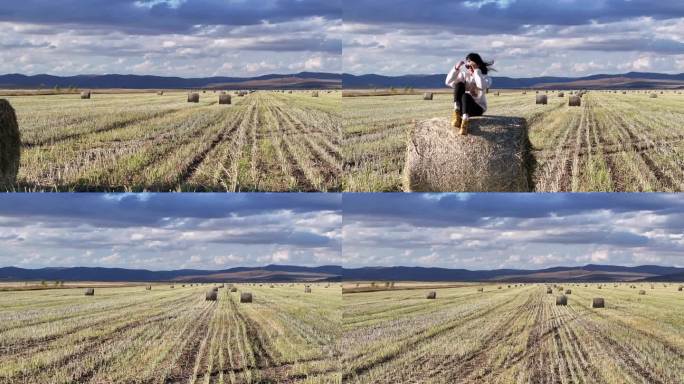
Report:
466,53,495,75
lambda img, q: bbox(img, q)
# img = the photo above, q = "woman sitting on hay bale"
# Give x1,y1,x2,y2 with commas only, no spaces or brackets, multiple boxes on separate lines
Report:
445,53,494,135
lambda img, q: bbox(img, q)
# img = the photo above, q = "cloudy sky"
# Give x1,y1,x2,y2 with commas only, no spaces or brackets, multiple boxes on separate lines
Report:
0,194,342,270
0,0,341,77
343,0,684,77
343,193,684,269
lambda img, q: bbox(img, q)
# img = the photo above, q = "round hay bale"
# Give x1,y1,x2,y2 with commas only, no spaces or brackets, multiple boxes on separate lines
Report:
84,288,94,296
650,93,658,98
146,285,152,290
230,287,238,292
240,292,253,303
678,286,683,291
638,290,646,295
0,100,21,187
288,90,293,94
592,298,605,308
170,285,174,289
622,91,627,95
495,91,500,96
426,291,436,299
157,91,164,96
568,95,581,107
80,91,91,99
556,295,567,306
311,91,319,97
423,92,433,101
206,290,217,301
477,287,484,292
403,117,529,192
187,93,200,103
565,289,572,294
547,287,553,294
522,91,527,95
536,94,547,104
558,92,564,97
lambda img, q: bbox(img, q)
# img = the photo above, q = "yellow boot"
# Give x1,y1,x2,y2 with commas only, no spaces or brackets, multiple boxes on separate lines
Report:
451,110,461,129
459,118,469,135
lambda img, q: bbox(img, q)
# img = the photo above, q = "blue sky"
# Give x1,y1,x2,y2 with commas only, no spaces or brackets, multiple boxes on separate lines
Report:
343,0,684,76
0,194,342,269
342,193,684,269
0,0,341,76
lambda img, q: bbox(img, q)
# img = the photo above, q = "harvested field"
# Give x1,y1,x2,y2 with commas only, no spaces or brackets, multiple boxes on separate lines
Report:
342,90,684,191
0,283,341,383
341,282,684,383
5,90,341,192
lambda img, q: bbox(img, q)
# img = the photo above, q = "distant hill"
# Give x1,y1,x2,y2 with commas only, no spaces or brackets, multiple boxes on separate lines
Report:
343,72,684,90
0,265,343,283
1,264,682,283
340,264,684,282
0,72,341,90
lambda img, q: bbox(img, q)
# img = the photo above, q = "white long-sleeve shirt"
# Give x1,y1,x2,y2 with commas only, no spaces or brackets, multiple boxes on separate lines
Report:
445,66,492,112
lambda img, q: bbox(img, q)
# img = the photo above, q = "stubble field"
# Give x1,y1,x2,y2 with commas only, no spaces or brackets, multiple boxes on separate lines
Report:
343,90,684,192
341,282,684,384
0,283,341,384
5,90,341,192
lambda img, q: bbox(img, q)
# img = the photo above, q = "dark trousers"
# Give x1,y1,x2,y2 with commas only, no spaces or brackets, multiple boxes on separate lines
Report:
453,81,484,117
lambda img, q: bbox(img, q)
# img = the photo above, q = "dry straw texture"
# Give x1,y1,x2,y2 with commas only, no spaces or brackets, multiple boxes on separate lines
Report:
0,100,21,188
404,117,529,192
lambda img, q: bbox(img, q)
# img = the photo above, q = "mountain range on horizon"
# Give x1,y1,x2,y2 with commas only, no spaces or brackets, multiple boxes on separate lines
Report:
2,71,683,91
1,264,683,283
0,72,341,90
342,71,684,90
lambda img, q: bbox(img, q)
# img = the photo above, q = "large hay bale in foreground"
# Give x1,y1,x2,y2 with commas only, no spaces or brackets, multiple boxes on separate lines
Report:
187,93,200,103
678,286,683,291
536,94,547,104
0,100,21,187
426,291,436,299
547,287,553,294
240,292,253,303
592,298,605,308
146,285,152,290
312,91,319,97
80,91,91,99
650,93,658,98
558,92,564,97
423,92,433,100
84,288,94,296
206,290,217,301
568,95,581,107
556,295,567,306
404,117,529,192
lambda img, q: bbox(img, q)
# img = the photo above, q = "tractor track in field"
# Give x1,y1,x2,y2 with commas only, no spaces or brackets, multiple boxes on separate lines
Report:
163,303,217,384
22,107,187,148
176,106,248,188
342,290,530,382
0,292,196,355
